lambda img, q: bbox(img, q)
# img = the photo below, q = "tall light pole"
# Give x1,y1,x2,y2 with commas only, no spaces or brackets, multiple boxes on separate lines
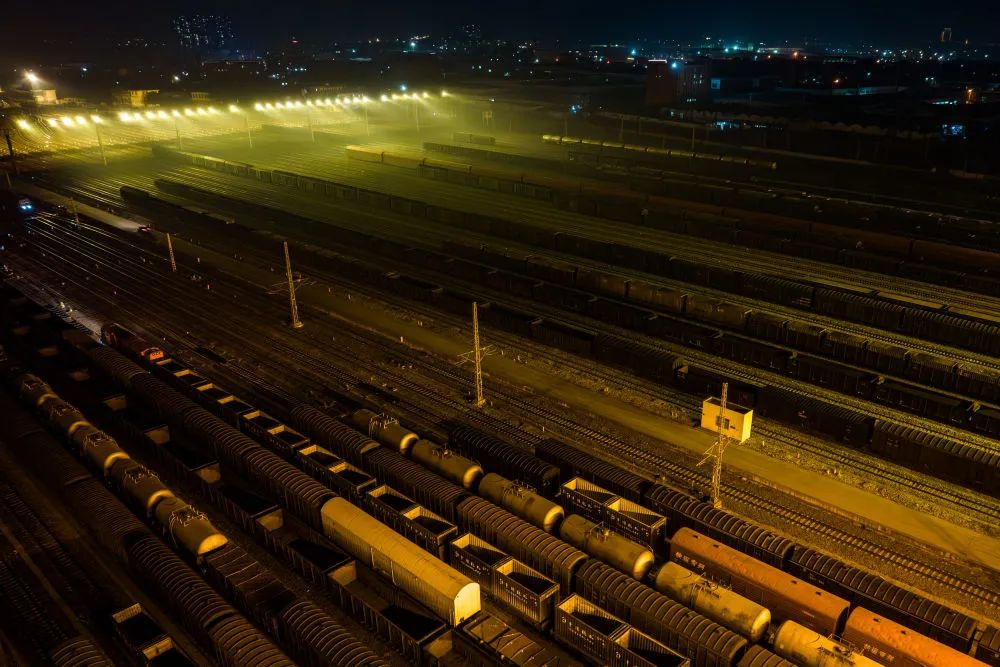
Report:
306,108,314,142
174,118,183,149
244,114,253,148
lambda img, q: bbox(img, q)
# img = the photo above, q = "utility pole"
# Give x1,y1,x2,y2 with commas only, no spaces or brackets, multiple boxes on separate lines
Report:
94,124,107,166
284,241,303,329
699,382,729,509
306,109,315,142
4,131,18,177
174,119,183,150
70,199,81,227
245,115,254,148
457,302,494,407
166,233,177,272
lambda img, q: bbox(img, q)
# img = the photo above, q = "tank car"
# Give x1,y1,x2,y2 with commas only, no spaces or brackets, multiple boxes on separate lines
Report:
559,514,654,580
477,473,564,533
71,424,129,476
670,528,849,635
653,561,770,642
349,409,419,454
410,440,483,490
111,460,174,515
152,496,228,558
42,397,91,439
18,373,56,407
773,620,882,667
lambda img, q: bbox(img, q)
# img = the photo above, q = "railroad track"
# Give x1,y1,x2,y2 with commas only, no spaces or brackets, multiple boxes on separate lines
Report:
34,164,1000,378
11,208,1000,616
171,140,1000,318
22,181,1000,502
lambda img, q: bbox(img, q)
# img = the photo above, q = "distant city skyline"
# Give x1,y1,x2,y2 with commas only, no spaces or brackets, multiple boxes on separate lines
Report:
1,0,997,56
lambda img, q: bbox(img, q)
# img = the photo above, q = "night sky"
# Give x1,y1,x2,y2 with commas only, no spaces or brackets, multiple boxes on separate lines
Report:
1,0,997,50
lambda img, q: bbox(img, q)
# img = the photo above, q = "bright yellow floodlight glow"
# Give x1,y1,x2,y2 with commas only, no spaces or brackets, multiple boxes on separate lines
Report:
362,96,371,103
208,106,219,114
254,102,264,111
47,118,59,127
75,115,88,124
157,110,168,119
61,116,74,126
172,110,181,117
118,112,132,121
306,100,314,106
422,91,429,98
324,98,332,105
197,107,207,115
25,71,40,85
265,102,274,110
276,102,285,109
391,93,399,100
145,111,156,119
229,104,239,112
294,101,304,108
16,119,30,129
91,114,103,123
184,108,194,116
380,94,389,102
441,90,449,96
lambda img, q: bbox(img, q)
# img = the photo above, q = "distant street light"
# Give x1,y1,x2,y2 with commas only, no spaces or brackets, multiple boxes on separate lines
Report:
24,71,39,89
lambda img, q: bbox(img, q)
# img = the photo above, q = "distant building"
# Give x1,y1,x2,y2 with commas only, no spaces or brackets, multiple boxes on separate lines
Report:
645,59,709,106
112,89,159,107
174,14,233,51
941,27,952,43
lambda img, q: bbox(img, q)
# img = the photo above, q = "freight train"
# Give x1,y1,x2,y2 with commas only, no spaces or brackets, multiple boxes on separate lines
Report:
363,139,1000,294
112,183,1000,496
1,356,404,667
38,299,993,667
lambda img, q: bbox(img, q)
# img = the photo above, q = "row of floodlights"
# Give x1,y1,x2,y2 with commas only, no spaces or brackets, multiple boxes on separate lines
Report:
18,91,450,130
253,90,442,111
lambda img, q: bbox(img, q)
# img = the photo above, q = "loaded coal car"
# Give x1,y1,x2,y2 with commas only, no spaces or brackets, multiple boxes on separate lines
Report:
647,316,721,349
872,380,972,425
745,312,788,346
684,296,752,330
575,267,630,298
826,289,911,332
738,274,814,309
588,297,657,330
675,365,760,408
627,281,688,313
529,318,596,356
712,335,793,372
971,406,1000,439
532,282,595,313
788,355,879,399
756,386,874,449
592,334,686,387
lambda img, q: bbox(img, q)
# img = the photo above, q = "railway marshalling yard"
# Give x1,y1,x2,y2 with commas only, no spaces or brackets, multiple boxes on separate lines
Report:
2,98,1000,667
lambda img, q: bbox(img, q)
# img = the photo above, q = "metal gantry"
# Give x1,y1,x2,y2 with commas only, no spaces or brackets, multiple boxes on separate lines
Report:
166,233,177,273
457,302,494,407
284,241,303,329
699,382,729,509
